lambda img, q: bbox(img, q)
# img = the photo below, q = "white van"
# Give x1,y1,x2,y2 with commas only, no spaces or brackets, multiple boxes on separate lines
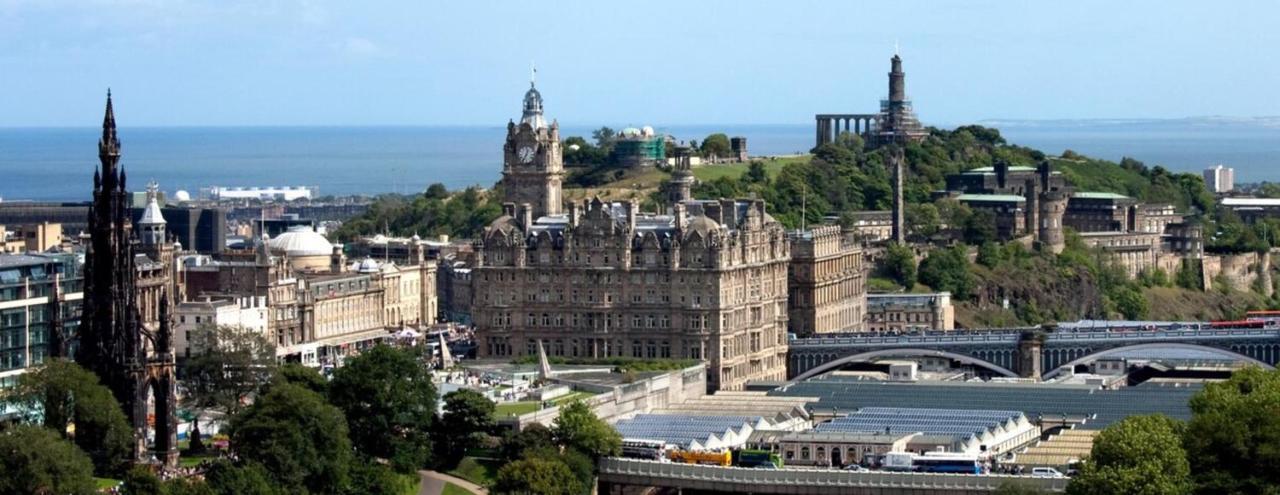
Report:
1031,467,1065,478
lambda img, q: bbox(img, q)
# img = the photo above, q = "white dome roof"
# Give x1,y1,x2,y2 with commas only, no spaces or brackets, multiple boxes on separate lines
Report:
354,257,381,273
620,127,642,137
641,126,655,137
268,226,333,257
173,190,191,202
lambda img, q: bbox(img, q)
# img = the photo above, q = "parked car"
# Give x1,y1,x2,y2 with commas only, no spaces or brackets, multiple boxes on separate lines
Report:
1031,467,1066,478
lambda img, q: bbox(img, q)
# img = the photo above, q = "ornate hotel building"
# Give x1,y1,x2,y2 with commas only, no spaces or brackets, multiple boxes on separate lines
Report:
472,80,791,391
788,225,867,335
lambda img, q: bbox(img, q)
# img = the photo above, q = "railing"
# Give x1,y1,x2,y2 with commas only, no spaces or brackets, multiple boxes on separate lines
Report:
791,333,1021,348
789,328,1280,349
598,458,1069,492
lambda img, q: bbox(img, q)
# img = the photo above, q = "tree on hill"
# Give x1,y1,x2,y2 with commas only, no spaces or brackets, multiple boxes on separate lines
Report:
0,425,97,495
1183,366,1280,494
591,127,617,150
962,209,999,245
328,345,436,471
1066,414,1192,495
332,186,502,241
883,243,917,289
918,245,975,298
228,383,352,493
7,359,132,476
563,137,610,167
906,203,941,238
700,133,732,158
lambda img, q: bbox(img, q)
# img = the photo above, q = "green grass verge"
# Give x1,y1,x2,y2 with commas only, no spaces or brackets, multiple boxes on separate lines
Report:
442,481,475,495
550,390,595,405
493,401,539,417
448,457,500,488
179,453,216,468
399,473,422,495
95,478,121,490
492,390,596,418
692,156,804,182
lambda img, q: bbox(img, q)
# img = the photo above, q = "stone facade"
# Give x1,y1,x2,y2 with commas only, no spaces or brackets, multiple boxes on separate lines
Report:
75,93,180,466
943,160,1068,252
840,211,893,243
0,222,61,254
472,198,791,391
174,295,269,358
500,81,563,219
788,225,866,335
865,293,954,332
814,54,927,148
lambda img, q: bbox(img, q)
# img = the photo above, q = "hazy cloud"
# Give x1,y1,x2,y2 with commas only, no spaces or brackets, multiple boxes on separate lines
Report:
334,36,385,59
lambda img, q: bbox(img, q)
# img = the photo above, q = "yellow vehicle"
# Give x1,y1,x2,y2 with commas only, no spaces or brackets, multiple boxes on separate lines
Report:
667,449,732,466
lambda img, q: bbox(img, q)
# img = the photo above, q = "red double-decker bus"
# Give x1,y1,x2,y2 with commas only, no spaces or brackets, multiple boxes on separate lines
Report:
1210,319,1268,329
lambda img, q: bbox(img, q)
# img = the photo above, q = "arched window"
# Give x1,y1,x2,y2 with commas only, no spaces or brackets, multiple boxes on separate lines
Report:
800,447,810,460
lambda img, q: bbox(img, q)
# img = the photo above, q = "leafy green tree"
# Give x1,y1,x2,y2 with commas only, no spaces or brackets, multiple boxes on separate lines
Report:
743,161,770,184
271,362,329,396
883,243,918,289
122,465,165,495
0,424,96,495
936,199,972,234
963,209,999,245
700,133,732,158
424,183,449,200
202,460,280,495
1109,286,1149,320
500,423,557,463
181,325,277,435
906,203,941,238
552,400,621,459
493,458,585,495
976,241,1004,268
438,389,497,467
228,383,352,493
1067,414,1192,495
328,345,436,470
164,478,217,495
332,186,503,242
591,127,616,150
1175,259,1204,290
8,359,131,476
918,246,975,299
1183,367,1280,494
1137,268,1170,288
342,460,415,495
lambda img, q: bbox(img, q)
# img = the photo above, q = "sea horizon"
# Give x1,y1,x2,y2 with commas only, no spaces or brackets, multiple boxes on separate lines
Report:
1,119,1277,202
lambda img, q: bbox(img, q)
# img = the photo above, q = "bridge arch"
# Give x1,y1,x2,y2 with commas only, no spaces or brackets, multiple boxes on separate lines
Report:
788,348,1019,384
1042,342,1275,380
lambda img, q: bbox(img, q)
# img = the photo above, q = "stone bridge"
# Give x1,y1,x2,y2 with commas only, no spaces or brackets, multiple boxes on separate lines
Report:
598,458,1067,494
788,326,1280,381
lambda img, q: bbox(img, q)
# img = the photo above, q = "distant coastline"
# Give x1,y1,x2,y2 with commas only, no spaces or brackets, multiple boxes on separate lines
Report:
1,119,1276,202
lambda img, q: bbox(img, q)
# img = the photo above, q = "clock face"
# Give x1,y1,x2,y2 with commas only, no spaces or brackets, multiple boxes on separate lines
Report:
518,146,535,163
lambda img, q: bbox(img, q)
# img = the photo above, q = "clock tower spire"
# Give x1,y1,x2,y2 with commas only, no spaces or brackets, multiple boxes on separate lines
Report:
501,74,563,217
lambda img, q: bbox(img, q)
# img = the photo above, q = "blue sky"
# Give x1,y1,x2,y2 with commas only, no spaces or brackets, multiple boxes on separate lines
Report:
2,0,1278,127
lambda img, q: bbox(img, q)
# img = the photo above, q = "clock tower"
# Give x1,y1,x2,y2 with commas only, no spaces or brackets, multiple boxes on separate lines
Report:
501,77,563,218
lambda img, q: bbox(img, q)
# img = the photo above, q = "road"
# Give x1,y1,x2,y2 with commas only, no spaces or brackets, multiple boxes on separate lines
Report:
418,470,488,495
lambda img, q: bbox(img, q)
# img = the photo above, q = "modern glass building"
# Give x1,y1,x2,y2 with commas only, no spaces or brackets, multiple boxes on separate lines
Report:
0,253,83,393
